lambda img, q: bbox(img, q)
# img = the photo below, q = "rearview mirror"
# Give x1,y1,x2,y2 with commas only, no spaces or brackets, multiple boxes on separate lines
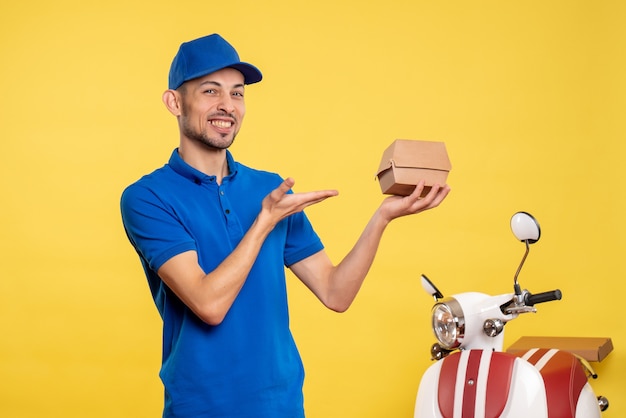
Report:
510,212,541,244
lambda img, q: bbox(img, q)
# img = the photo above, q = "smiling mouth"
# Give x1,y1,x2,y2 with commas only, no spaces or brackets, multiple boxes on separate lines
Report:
210,119,233,129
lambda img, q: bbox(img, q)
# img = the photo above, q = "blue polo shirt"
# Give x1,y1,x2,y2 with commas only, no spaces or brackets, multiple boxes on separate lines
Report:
120,149,324,417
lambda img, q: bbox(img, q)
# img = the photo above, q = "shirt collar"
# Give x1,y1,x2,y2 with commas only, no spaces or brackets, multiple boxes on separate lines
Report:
168,148,238,184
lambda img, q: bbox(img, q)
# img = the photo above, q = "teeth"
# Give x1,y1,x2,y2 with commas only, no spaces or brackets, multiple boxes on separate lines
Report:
210,120,232,128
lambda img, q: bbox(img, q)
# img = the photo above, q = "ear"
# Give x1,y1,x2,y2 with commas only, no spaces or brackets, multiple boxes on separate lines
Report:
162,89,182,116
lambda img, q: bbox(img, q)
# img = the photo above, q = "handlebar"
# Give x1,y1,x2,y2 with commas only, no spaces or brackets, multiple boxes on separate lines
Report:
525,289,562,306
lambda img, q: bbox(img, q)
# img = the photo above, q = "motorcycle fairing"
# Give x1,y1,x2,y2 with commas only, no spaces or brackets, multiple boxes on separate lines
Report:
438,350,515,418
518,348,589,418
415,349,548,417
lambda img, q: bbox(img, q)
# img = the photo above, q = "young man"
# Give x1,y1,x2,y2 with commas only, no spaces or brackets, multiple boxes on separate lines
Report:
121,33,450,417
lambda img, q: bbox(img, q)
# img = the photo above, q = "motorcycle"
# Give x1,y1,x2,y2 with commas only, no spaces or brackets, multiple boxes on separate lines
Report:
414,212,609,418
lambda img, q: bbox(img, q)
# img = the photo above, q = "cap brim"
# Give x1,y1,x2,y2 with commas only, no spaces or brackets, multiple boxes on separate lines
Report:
229,62,263,85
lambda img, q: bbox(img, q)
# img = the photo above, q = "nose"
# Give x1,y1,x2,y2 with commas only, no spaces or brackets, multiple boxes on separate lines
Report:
217,95,236,115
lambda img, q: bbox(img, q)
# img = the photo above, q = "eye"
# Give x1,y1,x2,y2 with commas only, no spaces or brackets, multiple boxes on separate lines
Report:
232,91,244,98
203,88,216,94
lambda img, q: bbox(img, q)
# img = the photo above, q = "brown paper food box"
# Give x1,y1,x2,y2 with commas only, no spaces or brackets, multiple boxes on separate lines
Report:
506,336,614,362
376,139,452,196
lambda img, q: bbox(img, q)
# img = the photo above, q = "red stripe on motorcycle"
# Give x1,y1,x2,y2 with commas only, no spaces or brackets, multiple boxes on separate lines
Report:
516,349,589,418
525,347,550,365
485,352,516,417
541,350,588,418
438,351,516,418
461,350,482,418
438,352,461,418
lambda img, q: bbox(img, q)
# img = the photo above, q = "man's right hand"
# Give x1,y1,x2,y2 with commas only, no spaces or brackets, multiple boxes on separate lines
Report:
258,178,338,227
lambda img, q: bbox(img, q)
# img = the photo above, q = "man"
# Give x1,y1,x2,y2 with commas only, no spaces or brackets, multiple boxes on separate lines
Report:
121,33,450,417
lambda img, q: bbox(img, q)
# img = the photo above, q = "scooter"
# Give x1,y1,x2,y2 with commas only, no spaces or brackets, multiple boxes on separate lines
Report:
414,212,609,418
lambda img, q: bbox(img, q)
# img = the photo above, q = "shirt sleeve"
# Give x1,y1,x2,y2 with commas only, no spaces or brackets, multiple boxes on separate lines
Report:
120,183,197,272
283,210,324,267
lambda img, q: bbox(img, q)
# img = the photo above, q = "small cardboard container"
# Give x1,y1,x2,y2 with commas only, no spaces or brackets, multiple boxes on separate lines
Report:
376,139,451,196
506,336,614,362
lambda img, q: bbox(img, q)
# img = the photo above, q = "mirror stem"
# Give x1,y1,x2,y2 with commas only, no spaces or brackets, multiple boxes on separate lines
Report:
513,240,530,295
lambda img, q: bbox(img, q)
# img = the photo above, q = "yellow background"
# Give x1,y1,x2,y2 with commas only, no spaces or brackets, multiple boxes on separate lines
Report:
1,0,624,417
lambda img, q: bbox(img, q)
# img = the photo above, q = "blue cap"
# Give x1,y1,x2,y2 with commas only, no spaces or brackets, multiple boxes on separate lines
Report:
168,34,263,89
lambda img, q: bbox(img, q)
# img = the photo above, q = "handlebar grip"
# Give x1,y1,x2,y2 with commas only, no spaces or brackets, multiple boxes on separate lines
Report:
525,289,562,306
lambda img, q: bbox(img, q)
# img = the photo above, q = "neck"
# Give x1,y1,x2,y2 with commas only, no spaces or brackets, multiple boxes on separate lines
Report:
178,141,229,183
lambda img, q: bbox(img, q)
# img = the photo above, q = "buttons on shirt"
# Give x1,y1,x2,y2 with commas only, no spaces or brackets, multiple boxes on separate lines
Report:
217,188,230,215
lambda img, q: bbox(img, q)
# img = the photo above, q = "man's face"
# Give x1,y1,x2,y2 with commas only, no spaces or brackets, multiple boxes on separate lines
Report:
178,68,246,150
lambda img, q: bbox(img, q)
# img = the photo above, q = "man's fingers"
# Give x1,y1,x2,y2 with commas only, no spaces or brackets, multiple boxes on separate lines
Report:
407,181,450,207
409,180,427,199
269,178,296,201
429,185,451,207
282,177,296,190
278,178,296,194
293,190,339,209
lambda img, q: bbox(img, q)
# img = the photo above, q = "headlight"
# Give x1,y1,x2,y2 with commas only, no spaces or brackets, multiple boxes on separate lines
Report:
431,298,465,349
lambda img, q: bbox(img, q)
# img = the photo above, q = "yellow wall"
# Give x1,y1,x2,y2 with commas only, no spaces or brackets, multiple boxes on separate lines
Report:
1,1,624,416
